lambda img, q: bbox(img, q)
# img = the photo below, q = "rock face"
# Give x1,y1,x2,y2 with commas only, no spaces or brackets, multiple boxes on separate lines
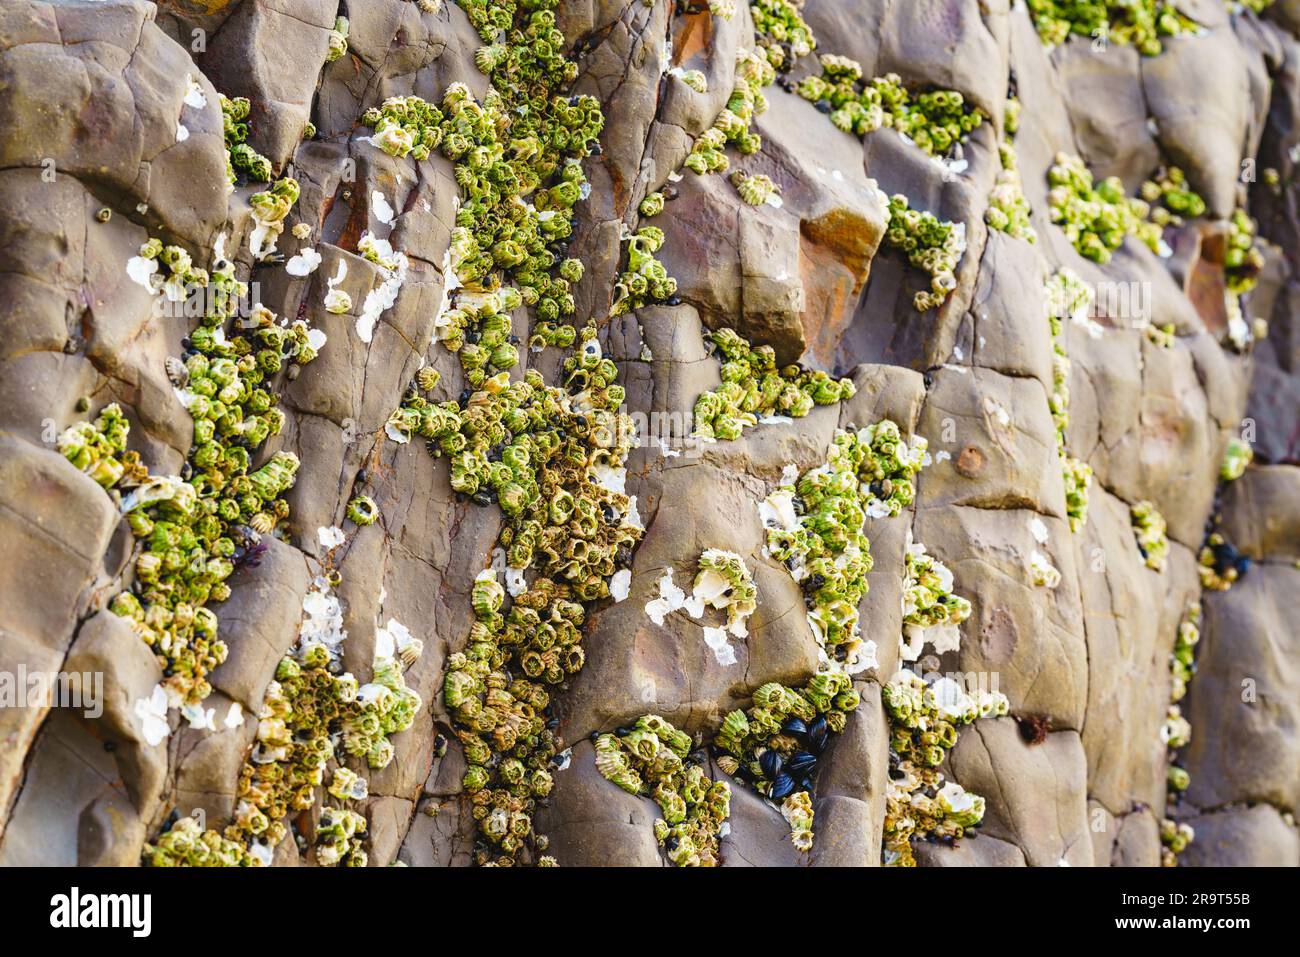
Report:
0,0,1296,868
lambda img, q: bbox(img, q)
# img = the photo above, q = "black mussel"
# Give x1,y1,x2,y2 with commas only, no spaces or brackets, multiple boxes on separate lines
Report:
807,715,829,755
769,773,796,801
471,491,493,507
786,751,818,778
815,100,832,114
781,716,809,742
759,748,783,780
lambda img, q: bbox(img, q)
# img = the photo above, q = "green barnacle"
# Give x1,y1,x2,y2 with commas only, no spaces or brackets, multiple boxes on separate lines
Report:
761,421,927,669
1160,817,1195,866
219,94,273,184
684,49,774,175
729,170,779,206
677,69,708,93
1027,1,1201,56
1042,269,1094,532
986,141,1036,243
346,495,379,526
1220,437,1252,481
796,55,985,159
326,16,349,64
1130,500,1169,572
638,191,665,218
1223,207,1266,296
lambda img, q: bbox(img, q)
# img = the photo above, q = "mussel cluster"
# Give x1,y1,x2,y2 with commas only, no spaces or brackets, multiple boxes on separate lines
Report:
692,327,856,441
593,715,732,867
1130,500,1170,572
882,670,1009,866
1026,1,1200,57
713,677,859,852
796,55,986,159
1197,531,1250,591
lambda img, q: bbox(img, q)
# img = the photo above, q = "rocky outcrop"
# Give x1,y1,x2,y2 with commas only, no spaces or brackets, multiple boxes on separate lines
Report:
0,0,1296,867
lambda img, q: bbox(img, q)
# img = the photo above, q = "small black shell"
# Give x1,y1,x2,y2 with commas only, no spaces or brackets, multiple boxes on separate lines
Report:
780,717,809,742
785,751,818,778
769,773,796,801
759,749,783,780
807,715,829,755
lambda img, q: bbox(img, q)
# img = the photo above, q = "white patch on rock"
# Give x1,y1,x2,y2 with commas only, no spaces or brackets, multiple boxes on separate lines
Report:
134,685,170,746
610,568,632,602
704,626,737,666
372,190,396,225
317,526,346,550
286,247,322,276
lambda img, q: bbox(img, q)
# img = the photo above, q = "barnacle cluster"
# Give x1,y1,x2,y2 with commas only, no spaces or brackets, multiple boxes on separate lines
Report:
612,224,677,316
1220,437,1252,481
1160,817,1195,866
65,247,319,706
1197,530,1249,591
359,93,445,160
882,670,1009,866
899,539,972,664
713,677,859,852
693,549,758,637
762,423,927,671
219,93,273,184
730,169,780,206
143,816,253,867
1161,606,1197,864
1043,268,1094,531
325,15,349,63
796,56,986,159
1130,500,1169,572
750,0,817,71
684,48,773,175
987,125,1037,243
593,715,731,866
1047,152,1162,263
1026,1,1201,56
1140,165,1206,227
1224,208,1266,296
316,806,367,866
691,327,855,440
421,334,643,863
883,194,967,311
1233,0,1275,12
249,176,302,261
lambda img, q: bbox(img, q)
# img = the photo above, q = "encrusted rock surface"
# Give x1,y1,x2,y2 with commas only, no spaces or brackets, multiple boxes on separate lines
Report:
0,0,1297,867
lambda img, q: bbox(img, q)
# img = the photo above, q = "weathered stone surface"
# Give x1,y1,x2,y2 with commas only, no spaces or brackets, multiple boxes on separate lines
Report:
1,0,1298,871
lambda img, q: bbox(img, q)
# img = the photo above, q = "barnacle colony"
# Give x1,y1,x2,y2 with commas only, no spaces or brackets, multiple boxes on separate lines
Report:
762,421,928,673
713,677,859,852
593,715,731,866
882,670,1009,866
